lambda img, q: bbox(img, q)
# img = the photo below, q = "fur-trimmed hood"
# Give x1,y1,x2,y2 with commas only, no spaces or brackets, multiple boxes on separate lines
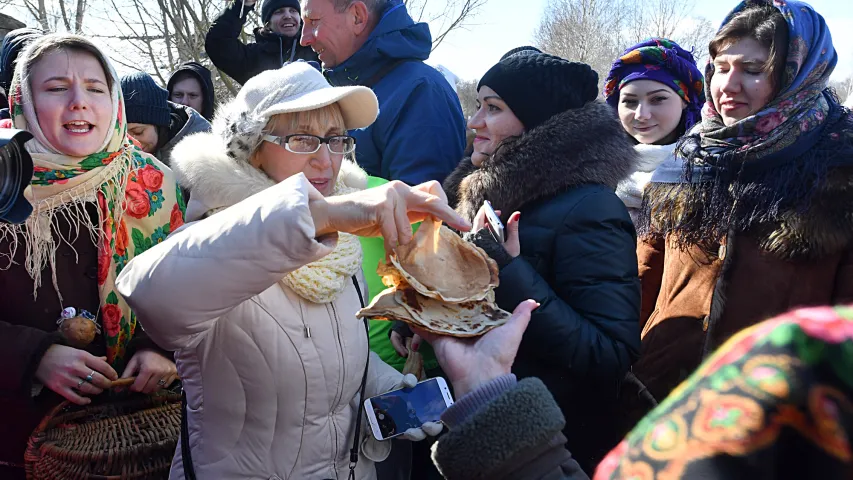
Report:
444,100,636,223
171,131,367,222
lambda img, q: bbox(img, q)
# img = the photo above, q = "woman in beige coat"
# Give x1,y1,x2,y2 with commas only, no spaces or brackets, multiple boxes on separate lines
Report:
115,62,456,479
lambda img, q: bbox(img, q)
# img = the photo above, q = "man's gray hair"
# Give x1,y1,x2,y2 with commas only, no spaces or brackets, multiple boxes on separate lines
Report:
333,0,388,15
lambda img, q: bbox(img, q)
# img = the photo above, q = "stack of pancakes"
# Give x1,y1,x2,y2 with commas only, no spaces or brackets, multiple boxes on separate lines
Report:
357,219,510,337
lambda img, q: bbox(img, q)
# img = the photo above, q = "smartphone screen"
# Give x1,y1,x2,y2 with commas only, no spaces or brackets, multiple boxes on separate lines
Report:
365,378,453,440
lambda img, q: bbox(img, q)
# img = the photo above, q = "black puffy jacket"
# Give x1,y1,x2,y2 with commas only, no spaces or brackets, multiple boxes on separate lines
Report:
444,101,641,474
204,1,318,85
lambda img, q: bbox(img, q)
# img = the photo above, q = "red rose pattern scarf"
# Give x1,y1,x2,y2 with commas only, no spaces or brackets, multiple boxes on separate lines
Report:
1,35,185,369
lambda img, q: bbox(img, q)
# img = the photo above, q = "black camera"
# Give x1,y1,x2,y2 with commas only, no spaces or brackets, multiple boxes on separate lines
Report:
0,129,34,224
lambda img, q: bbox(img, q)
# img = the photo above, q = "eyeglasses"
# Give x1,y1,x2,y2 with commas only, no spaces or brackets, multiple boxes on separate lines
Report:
263,134,356,155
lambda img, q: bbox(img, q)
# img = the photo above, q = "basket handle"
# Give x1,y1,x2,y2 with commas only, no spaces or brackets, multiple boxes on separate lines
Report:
109,376,180,389
110,377,137,388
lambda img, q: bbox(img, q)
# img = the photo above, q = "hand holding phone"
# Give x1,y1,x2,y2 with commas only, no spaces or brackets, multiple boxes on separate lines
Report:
483,200,504,243
364,377,453,441
411,300,538,397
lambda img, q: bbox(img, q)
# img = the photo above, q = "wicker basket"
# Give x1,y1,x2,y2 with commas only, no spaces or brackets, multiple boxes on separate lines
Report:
24,386,181,480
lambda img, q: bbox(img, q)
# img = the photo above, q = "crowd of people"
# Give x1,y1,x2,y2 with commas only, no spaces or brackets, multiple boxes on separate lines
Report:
0,0,852,479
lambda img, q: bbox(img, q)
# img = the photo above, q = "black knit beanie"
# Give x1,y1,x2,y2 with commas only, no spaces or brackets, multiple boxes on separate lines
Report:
261,0,301,24
478,48,599,130
120,72,170,127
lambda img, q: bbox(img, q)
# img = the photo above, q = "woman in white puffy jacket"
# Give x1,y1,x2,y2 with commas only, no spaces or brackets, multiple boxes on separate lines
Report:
115,62,463,480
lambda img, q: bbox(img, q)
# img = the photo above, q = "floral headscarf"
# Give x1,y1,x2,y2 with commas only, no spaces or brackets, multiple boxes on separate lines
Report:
641,0,853,246
690,0,837,158
603,37,705,133
1,34,185,369
595,304,853,479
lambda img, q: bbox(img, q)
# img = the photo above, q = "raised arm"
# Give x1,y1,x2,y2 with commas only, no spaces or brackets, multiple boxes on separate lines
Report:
205,1,256,85
116,174,335,350
117,175,471,351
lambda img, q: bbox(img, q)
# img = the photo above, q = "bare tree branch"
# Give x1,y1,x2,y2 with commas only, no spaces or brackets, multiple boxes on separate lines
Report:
20,0,49,31
536,0,714,88
456,78,478,119
131,0,167,83
161,6,175,67
58,0,72,31
75,0,87,32
430,0,486,51
830,75,853,105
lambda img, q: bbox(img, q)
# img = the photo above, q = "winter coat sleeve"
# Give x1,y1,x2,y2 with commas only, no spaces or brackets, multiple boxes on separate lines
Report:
637,235,665,329
364,351,404,399
0,322,61,396
115,174,336,351
832,245,853,304
494,191,641,382
433,376,589,480
377,79,464,185
126,326,174,360
205,1,256,85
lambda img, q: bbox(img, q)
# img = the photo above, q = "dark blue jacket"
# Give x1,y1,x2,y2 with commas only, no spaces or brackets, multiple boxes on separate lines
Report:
324,1,465,185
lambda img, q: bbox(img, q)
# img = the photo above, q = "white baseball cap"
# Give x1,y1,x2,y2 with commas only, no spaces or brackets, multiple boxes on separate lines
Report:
236,61,378,130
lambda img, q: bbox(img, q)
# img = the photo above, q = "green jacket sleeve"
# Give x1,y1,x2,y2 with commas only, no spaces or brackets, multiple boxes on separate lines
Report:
361,176,438,371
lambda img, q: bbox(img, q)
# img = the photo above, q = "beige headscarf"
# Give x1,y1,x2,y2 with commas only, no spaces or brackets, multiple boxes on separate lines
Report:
1,34,185,367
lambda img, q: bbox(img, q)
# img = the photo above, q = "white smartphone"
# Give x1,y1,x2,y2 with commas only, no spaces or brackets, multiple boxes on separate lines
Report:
483,200,504,243
364,377,454,441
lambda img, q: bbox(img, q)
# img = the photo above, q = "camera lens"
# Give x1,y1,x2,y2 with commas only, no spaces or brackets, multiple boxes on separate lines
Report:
0,138,22,211
0,129,34,223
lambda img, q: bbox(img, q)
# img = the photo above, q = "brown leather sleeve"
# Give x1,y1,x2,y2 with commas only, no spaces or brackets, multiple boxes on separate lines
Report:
637,236,665,329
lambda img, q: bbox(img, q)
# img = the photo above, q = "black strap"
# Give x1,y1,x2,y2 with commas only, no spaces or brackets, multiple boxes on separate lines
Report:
360,59,408,89
181,390,197,480
349,275,370,480
180,277,370,480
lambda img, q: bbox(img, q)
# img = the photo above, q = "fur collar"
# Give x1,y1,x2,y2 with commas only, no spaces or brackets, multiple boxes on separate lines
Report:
444,101,636,222
645,166,853,260
171,132,367,222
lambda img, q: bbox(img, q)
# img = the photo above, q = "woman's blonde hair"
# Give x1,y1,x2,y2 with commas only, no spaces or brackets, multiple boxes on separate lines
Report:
250,103,352,165
265,102,346,138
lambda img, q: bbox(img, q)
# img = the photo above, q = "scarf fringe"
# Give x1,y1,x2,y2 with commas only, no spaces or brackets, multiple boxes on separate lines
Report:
0,152,133,302
639,100,853,253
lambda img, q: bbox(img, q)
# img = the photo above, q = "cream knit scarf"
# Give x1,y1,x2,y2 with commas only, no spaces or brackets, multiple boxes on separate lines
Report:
279,171,363,304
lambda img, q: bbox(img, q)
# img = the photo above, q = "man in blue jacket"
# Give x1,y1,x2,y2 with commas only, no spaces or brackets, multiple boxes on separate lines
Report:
300,0,465,185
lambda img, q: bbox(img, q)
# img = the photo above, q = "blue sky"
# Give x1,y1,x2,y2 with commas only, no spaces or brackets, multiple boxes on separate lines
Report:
427,0,853,82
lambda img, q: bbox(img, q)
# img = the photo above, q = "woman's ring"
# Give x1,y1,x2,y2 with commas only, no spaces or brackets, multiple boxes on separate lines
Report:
85,370,95,383
76,378,86,388
158,379,167,386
